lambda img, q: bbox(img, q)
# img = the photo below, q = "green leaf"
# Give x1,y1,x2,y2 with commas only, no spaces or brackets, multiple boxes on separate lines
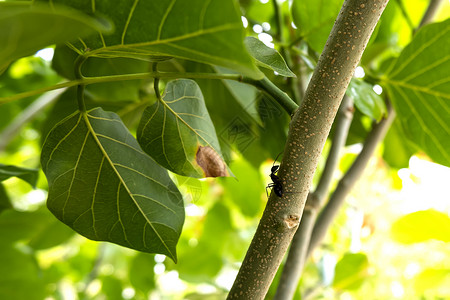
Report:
383,19,450,167
346,79,386,121
220,156,264,217
0,184,12,214
45,0,262,78
0,2,111,71
333,253,369,291
391,209,450,244
129,253,156,296
41,107,184,261
0,163,39,188
0,206,74,249
291,0,344,53
383,119,417,169
137,79,229,178
244,37,295,77
0,245,45,300
101,276,123,300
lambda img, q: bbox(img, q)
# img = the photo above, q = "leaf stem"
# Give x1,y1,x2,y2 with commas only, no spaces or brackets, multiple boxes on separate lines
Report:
74,55,88,112
0,72,298,116
243,76,299,115
152,62,161,99
0,72,243,105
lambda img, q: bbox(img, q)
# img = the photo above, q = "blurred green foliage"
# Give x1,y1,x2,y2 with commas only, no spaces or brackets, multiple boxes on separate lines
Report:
0,0,449,299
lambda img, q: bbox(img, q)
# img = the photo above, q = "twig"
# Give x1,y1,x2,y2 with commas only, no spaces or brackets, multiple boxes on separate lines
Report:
307,101,395,256
417,0,444,30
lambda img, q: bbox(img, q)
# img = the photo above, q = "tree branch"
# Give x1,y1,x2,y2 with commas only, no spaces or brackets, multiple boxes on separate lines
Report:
418,0,444,29
227,1,389,298
307,101,395,256
273,95,354,300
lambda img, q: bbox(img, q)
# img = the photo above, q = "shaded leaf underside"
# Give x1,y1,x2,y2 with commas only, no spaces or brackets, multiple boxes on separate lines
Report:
138,79,227,178
41,107,184,261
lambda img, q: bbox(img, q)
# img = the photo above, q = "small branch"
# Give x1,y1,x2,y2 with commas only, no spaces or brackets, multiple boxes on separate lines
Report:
311,95,354,204
273,96,354,300
0,88,66,152
74,55,88,112
417,0,444,30
227,1,388,298
307,101,395,256
152,63,161,99
272,0,283,42
0,72,244,105
272,0,302,104
244,76,299,115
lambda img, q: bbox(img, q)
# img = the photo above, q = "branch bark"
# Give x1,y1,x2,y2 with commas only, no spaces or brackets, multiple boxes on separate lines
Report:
273,95,354,300
227,1,389,299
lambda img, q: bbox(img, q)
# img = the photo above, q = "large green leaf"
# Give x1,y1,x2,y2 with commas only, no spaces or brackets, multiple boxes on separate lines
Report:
137,79,228,178
383,19,450,167
43,0,262,78
41,107,184,261
0,163,39,188
391,209,450,244
0,2,111,71
291,0,344,53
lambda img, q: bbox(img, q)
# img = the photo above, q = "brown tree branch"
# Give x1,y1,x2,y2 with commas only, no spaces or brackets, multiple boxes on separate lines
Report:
273,95,354,300
227,1,389,299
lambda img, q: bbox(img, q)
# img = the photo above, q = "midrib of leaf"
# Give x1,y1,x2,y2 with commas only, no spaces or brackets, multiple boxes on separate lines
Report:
387,25,450,78
83,111,175,257
387,85,450,161
85,23,242,56
160,97,213,149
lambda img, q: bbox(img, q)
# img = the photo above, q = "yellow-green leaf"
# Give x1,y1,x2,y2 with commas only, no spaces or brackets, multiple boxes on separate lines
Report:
391,209,450,244
383,19,450,167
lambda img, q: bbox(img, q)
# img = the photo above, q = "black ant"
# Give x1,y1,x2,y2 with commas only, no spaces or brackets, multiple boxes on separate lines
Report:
266,153,283,197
